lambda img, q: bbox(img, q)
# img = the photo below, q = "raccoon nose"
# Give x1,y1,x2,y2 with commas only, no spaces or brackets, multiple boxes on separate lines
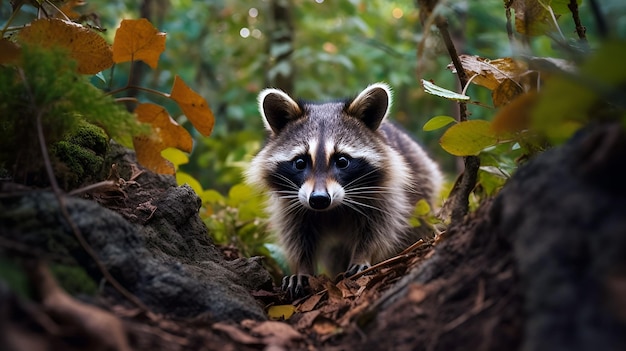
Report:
309,191,331,210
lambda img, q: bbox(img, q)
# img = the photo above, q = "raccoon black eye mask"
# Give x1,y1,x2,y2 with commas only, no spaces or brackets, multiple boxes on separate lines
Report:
246,83,443,299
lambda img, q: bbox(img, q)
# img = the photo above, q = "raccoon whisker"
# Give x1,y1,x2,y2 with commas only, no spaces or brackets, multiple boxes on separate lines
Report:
343,169,383,190
343,198,394,217
272,174,300,192
345,194,386,202
341,201,369,218
344,187,396,195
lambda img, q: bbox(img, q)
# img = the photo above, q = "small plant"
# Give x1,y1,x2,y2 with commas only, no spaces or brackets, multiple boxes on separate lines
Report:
0,1,215,181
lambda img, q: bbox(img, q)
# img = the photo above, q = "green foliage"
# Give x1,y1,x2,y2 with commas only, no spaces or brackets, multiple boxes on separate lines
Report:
202,183,269,258
0,45,142,185
532,41,626,144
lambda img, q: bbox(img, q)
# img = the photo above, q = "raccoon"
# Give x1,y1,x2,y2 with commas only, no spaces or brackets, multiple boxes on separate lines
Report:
246,83,443,298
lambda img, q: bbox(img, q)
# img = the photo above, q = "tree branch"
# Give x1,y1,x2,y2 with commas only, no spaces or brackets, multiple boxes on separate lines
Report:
433,14,480,222
568,0,587,42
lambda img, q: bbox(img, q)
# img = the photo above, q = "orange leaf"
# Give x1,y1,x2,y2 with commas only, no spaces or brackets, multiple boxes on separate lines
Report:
56,0,86,20
0,39,21,65
135,103,193,153
491,91,539,134
448,55,527,91
133,136,175,175
169,75,215,136
18,18,113,74
112,18,166,69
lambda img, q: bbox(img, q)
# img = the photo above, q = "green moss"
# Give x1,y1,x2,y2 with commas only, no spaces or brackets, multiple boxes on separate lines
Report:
50,263,98,296
52,121,109,188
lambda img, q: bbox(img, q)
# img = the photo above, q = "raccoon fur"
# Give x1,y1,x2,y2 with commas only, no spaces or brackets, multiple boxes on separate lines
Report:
246,83,443,297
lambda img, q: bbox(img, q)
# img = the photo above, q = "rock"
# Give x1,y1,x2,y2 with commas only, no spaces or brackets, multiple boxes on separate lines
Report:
0,145,273,322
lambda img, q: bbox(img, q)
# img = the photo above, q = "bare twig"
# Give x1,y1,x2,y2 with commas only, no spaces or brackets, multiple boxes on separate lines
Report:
433,13,480,222
17,68,153,315
568,0,587,42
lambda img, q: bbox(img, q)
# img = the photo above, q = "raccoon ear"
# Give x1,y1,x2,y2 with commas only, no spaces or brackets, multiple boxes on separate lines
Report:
346,83,392,131
258,89,303,134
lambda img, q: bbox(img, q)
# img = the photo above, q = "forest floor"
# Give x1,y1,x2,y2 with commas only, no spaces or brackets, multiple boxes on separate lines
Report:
2,196,521,351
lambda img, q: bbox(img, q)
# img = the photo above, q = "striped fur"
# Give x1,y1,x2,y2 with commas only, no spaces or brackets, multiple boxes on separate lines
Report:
246,83,442,296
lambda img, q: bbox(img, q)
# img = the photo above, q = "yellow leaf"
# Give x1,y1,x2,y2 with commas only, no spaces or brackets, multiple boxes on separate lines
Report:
161,147,189,169
169,75,215,136
18,18,113,74
135,103,193,153
112,18,166,69
133,136,175,175
267,305,296,320
0,39,21,65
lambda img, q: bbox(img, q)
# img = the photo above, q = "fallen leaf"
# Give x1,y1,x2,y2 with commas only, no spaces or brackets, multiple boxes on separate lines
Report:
112,18,166,69
250,321,303,342
293,310,322,330
212,322,262,345
31,262,131,351
299,293,324,312
267,304,296,320
312,316,341,336
18,18,113,74
169,75,215,136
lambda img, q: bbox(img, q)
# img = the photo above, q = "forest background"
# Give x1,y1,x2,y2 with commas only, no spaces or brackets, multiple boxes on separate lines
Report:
2,0,625,269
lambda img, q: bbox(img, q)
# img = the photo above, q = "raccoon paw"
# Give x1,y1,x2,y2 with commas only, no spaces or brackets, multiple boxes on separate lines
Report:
345,263,371,277
281,274,310,299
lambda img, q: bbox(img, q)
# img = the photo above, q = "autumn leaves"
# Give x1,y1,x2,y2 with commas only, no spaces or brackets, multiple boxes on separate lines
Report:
3,17,215,175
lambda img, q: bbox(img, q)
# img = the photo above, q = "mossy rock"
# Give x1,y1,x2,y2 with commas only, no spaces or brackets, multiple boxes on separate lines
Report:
52,121,109,189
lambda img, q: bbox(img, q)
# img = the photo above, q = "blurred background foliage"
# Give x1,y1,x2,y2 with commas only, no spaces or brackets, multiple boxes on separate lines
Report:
75,0,622,191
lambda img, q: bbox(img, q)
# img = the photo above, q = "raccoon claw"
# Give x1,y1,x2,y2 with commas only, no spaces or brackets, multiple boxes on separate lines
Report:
345,263,371,277
281,274,310,299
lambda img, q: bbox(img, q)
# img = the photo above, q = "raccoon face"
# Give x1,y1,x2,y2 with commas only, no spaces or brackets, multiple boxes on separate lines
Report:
252,84,392,213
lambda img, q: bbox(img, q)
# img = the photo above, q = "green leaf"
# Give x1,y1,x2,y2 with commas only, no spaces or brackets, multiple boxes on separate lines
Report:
423,115,457,131
439,120,498,156
228,183,255,207
421,79,470,101
201,189,225,204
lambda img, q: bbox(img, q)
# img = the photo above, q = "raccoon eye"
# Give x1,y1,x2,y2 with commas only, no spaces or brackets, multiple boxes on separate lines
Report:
293,157,307,170
335,156,350,169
